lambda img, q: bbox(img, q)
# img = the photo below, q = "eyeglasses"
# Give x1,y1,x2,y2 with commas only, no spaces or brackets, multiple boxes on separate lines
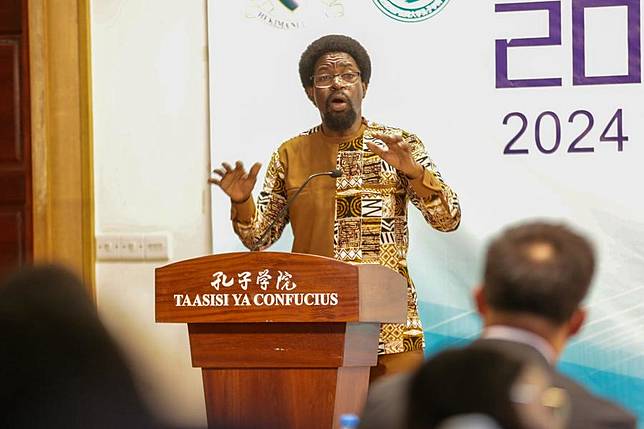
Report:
311,71,361,88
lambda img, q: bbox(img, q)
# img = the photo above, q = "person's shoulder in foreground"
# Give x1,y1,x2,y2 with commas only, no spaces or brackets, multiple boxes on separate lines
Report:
553,372,636,429
358,372,411,429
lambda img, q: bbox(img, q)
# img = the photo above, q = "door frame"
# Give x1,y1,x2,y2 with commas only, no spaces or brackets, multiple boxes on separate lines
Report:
28,0,95,297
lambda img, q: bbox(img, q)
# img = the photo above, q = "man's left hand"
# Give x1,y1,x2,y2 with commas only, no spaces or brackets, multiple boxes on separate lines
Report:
367,131,424,179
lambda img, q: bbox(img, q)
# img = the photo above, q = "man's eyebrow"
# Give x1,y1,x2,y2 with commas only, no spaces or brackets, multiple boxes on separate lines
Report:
315,61,357,70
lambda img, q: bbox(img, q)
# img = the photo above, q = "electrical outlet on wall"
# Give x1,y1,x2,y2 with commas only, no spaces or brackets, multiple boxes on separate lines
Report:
143,233,170,260
118,234,145,260
96,232,171,261
96,235,120,261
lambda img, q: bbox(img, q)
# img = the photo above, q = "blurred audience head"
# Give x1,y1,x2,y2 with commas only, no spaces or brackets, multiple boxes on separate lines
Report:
407,347,568,429
475,222,594,347
0,264,156,428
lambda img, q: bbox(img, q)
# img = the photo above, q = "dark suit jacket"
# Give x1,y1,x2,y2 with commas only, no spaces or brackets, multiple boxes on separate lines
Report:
358,339,637,429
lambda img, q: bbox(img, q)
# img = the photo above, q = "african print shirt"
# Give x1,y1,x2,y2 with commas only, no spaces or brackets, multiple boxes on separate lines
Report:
231,119,461,354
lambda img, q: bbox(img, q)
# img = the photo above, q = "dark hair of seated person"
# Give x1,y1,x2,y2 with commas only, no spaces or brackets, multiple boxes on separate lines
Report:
407,348,528,429
0,265,159,429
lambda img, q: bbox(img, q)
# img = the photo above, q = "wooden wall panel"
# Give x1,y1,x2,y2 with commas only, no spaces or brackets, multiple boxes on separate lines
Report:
0,170,24,202
0,209,22,277
0,0,30,279
0,0,21,34
0,40,20,162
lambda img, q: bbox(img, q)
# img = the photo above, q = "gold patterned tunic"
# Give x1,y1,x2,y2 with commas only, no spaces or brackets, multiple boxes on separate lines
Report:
231,119,461,354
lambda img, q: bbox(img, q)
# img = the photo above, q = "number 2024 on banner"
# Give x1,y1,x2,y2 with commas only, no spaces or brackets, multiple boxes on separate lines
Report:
495,0,639,155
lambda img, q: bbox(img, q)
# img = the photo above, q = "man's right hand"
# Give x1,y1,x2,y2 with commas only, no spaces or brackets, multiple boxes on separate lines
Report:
210,161,262,204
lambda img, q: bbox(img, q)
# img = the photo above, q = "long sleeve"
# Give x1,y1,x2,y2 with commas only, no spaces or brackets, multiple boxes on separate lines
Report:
231,151,289,250
402,133,461,232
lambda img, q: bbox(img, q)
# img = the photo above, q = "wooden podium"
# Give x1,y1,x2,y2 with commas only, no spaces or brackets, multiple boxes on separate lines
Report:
155,252,406,429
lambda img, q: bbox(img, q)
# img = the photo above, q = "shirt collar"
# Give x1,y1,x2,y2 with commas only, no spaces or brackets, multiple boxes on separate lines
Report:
482,325,556,364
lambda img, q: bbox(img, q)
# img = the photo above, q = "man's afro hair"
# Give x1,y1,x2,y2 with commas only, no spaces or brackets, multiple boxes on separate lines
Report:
298,34,371,89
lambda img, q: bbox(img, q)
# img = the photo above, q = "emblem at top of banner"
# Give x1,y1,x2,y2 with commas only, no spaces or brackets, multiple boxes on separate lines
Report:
372,0,450,23
279,0,300,11
245,0,344,30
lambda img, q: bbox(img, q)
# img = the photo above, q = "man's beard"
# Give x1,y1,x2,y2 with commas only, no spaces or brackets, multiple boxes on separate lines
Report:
322,95,357,132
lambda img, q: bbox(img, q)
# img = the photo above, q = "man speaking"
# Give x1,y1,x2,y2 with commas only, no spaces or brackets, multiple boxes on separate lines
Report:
211,35,461,379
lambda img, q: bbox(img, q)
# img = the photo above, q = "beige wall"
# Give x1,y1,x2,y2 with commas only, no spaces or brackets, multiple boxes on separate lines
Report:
91,0,210,426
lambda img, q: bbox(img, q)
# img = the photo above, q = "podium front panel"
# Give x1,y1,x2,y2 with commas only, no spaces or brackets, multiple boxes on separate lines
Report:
156,252,360,323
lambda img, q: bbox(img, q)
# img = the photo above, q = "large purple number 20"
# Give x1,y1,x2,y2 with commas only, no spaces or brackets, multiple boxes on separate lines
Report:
573,0,641,85
496,0,641,88
495,1,562,88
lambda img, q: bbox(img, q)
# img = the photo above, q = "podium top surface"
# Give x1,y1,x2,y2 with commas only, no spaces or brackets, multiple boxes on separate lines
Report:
155,252,406,324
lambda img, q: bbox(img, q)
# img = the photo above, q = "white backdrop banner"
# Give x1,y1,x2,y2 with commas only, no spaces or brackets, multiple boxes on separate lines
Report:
208,1,644,419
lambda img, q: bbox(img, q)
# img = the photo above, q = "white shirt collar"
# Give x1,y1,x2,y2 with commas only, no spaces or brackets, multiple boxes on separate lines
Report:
482,325,556,364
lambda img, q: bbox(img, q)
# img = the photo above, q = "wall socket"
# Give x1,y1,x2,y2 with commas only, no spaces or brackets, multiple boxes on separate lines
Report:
96,233,171,261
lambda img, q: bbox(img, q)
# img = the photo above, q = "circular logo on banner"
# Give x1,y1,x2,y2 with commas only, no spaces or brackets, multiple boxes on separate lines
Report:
372,0,450,23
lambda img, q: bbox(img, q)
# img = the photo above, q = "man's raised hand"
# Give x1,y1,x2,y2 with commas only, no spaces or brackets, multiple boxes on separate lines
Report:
210,161,262,203
366,131,424,179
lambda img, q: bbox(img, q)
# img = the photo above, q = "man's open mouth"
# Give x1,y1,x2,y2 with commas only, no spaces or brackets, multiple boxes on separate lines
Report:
329,94,349,112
